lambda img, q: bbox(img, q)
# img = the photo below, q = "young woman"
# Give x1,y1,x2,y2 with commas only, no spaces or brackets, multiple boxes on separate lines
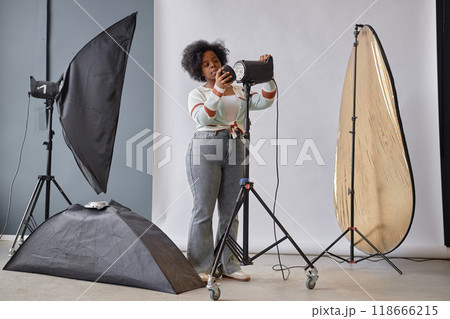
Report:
181,40,276,282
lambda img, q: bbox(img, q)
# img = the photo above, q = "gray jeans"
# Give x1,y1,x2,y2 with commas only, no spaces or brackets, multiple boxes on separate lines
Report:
185,129,244,275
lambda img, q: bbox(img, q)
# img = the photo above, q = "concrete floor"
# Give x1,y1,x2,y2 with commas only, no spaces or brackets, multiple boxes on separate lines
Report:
1,238,450,302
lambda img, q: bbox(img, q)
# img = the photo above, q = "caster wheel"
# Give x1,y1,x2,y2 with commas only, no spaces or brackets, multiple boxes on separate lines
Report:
214,264,223,278
209,287,221,301
306,277,316,290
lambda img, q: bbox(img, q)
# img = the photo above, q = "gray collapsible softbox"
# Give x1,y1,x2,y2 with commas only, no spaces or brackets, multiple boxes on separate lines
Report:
3,200,204,294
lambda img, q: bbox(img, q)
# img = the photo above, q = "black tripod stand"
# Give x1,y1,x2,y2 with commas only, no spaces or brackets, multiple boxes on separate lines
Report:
206,82,319,300
306,25,402,275
9,98,71,256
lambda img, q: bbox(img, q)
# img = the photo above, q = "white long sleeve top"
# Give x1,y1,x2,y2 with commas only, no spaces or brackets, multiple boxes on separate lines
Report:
187,80,276,134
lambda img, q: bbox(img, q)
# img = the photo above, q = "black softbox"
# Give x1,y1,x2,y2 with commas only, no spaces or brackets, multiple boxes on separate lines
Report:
3,200,204,294
56,12,137,194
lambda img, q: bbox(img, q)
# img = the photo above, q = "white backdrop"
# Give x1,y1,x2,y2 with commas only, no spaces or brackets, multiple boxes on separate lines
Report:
152,0,447,258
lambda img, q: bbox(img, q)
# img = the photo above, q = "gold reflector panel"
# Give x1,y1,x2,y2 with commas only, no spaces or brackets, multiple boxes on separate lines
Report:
334,25,415,254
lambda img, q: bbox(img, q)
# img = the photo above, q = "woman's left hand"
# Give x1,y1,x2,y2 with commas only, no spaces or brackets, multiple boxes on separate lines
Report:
259,54,271,62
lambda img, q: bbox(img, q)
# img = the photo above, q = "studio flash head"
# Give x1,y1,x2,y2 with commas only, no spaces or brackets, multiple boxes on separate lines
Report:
233,56,273,85
30,76,60,99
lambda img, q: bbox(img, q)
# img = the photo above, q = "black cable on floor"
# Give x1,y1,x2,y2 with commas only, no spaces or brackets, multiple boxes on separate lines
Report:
271,255,450,272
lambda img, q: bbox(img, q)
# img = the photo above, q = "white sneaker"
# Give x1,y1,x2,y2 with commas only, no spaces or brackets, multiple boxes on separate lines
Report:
223,270,251,282
198,273,209,283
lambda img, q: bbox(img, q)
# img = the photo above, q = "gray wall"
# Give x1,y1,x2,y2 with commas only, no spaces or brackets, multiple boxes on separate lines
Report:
0,0,154,235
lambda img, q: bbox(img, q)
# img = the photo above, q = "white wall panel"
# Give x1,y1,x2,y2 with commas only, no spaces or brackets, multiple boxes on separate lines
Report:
153,0,446,258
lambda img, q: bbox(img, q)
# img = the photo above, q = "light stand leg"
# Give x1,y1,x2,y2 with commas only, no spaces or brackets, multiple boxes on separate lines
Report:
207,184,246,296
306,229,350,271
9,176,45,256
51,177,71,205
249,187,315,269
354,228,402,274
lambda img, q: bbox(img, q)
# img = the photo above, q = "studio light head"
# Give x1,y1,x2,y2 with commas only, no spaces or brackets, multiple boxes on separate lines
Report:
233,56,273,85
221,65,237,83
30,76,60,99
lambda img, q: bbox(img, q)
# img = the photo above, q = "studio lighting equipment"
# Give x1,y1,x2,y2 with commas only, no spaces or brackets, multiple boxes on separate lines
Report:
233,56,273,84
9,12,137,256
5,13,207,295
29,76,60,100
206,56,319,300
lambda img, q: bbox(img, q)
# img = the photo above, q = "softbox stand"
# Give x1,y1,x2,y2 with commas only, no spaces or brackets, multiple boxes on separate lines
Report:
9,97,71,256
206,82,319,300
306,25,402,275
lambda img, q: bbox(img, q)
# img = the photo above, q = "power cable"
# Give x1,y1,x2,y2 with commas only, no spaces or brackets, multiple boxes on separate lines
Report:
270,78,291,280
0,93,31,239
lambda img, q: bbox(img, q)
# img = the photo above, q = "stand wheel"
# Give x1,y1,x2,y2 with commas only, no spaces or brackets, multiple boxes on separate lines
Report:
214,264,223,278
306,277,316,290
209,287,221,301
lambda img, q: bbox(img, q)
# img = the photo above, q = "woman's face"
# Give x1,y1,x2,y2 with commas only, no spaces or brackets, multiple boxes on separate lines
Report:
201,50,221,82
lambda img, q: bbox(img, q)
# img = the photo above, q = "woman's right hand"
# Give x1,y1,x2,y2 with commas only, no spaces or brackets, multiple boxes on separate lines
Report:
215,66,234,89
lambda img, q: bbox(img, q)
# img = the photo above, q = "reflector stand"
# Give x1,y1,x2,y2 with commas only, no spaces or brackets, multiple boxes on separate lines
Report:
305,25,402,275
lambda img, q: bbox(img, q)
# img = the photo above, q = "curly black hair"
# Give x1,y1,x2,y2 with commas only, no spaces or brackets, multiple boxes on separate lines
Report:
181,40,229,82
